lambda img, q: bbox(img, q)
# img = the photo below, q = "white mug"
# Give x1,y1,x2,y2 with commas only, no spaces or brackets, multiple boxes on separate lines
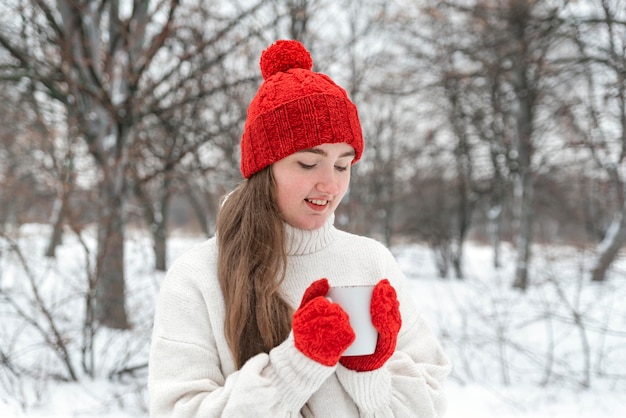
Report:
327,285,378,356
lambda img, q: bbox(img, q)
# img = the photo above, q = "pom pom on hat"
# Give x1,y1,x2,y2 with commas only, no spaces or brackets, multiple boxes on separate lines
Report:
260,40,313,80
240,39,364,178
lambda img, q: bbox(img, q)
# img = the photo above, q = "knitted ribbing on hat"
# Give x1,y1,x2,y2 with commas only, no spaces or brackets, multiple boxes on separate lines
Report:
240,40,364,178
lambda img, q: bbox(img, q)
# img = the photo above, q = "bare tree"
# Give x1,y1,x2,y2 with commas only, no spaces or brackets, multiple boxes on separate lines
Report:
409,1,568,288
0,0,276,328
0,0,182,328
574,1,626,282
0,82,63,235
0,85,32,232
545,0,626,282
401,164,461,278
385,2,497,278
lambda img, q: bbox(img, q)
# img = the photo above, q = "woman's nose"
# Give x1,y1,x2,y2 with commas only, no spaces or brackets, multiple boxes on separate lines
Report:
316,168,340,195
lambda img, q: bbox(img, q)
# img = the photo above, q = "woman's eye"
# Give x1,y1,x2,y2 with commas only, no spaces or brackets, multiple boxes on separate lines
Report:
335,165,349,172
298,162,316,169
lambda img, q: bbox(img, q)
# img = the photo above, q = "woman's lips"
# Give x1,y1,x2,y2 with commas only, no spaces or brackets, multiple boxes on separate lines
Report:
305,198,329,211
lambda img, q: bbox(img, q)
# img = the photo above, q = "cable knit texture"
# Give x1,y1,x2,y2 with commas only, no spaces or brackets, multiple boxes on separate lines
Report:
149,216,451,417
293,278,355,366
340,279,402,372
240,40,363,178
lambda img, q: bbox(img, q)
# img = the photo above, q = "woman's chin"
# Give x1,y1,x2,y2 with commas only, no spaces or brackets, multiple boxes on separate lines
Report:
288,213,330,230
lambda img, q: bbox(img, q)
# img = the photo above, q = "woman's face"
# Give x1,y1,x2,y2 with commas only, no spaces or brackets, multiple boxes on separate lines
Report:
272,142,355,230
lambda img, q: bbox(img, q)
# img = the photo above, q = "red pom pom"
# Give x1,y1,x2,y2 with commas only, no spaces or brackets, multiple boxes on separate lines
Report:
260,40,313,80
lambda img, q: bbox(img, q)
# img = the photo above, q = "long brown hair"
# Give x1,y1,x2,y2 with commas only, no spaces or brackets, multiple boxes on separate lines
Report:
216,167,294,369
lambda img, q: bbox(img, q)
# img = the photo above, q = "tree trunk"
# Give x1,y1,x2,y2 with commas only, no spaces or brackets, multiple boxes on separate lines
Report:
95,181,129,330
45,149,75,258
154,195,170,272
487,204,503,269
45,171,74,258
92,119,131,329
512,169,534,290
451,243,463,279
452,174,472,280
431,240,451,279
487,141,505,269
44,195,67,258
0,161,18,232
590,201,626,282
186,191,210,237
512,66,535,291
511,62,535,289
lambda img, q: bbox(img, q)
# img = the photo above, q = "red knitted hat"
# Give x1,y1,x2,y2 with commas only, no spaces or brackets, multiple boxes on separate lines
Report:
240,40,364,178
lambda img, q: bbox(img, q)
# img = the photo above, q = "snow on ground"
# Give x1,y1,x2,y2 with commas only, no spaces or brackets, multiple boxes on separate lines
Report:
1,225,625,417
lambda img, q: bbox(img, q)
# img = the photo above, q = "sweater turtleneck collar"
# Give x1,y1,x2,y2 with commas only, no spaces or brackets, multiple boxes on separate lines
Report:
284,214,338,256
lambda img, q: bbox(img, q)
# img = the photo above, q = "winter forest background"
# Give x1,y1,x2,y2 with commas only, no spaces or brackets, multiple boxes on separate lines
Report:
1,0,625,417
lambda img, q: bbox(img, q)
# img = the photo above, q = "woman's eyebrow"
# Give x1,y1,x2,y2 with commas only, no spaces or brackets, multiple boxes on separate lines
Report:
340,150,356,158
297,148,356,158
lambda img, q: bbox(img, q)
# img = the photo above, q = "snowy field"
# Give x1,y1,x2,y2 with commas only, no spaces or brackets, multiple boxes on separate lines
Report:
1,225,625,417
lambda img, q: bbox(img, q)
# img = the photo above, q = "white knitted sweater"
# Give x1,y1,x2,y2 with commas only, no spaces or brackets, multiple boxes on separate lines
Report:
148,217,450,417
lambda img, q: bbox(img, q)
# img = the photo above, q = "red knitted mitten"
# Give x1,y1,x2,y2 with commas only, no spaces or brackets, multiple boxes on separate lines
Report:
293,278,356,366
339,279,402,372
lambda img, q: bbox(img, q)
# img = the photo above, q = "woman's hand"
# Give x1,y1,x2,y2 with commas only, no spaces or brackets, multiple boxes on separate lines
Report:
339,279,402,372
292,278,355,366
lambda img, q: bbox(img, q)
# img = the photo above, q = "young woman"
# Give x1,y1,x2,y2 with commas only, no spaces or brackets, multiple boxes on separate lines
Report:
149,39,450,417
